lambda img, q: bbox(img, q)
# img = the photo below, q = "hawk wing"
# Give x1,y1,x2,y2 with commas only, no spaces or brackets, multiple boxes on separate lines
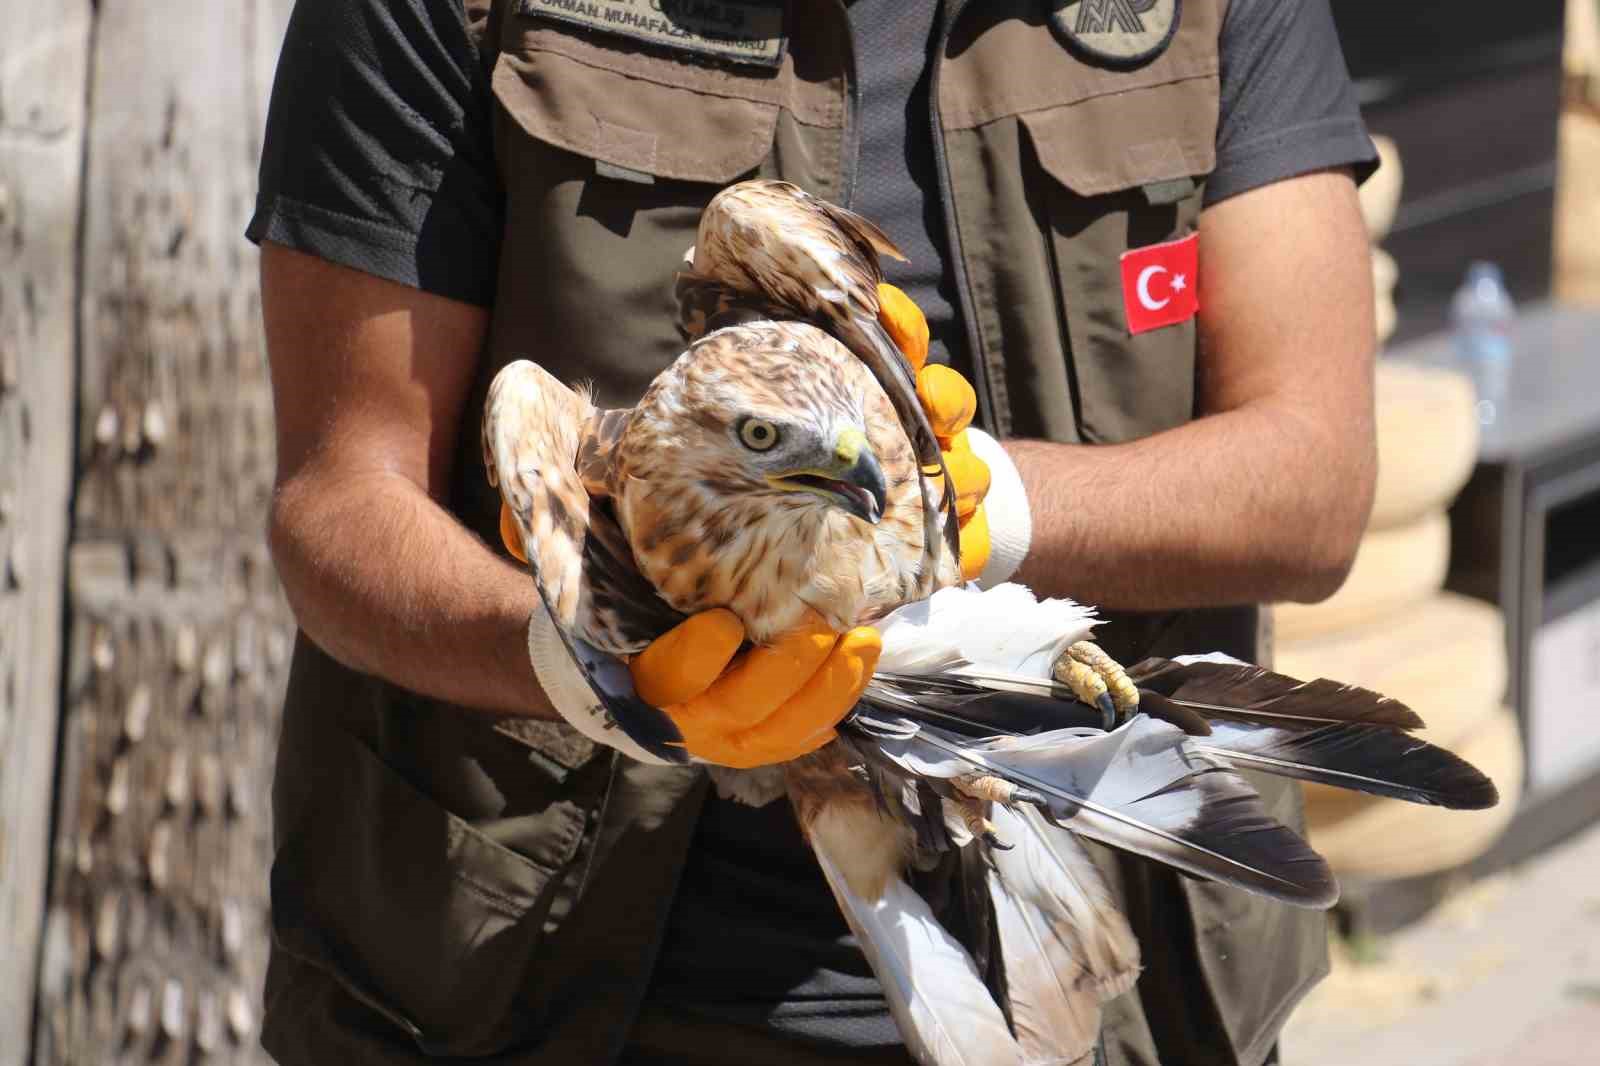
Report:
483,360,688,762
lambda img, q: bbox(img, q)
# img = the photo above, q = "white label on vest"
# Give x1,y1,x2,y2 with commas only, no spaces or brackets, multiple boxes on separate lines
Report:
517,0,786,68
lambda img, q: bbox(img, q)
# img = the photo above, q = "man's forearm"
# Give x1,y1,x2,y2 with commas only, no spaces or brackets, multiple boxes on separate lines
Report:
1007,399,1373,611
268,466,556,719
1009,169,1378,612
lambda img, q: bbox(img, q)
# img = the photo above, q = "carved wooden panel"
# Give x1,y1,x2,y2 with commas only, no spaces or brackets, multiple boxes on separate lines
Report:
31,3,295,1064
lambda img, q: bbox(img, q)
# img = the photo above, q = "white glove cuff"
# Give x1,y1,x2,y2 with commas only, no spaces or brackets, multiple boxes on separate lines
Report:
526,605,674,766
965,428,1032,587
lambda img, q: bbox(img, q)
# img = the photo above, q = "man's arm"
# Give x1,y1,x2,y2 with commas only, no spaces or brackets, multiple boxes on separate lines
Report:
1011,168,1377,609
262,242,558,718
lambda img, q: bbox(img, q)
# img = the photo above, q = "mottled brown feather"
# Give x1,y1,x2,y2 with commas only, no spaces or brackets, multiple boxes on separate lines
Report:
681,180,960,588
483,361,682,654
615,322,956,643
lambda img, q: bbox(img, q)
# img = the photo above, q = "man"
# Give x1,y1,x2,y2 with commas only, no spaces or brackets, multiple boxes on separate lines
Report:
250,1,1378,1063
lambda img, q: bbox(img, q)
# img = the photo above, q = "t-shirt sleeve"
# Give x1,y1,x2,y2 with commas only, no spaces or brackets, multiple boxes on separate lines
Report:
246,0,502,307
1207,0,1380,206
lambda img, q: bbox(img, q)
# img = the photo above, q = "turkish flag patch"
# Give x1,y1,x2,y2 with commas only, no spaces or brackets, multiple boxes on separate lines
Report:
1120,233,1199,335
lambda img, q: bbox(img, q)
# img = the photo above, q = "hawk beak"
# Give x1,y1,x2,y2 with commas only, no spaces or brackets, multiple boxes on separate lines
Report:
770,428,889,525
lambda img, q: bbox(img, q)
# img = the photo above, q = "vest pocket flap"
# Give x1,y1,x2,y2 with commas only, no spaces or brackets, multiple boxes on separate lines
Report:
1020,74,1219,197
492,47,779,183
271,728,583,1056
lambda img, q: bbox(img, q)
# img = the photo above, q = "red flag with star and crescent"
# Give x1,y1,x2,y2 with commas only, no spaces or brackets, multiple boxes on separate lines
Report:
1120,233,1199,335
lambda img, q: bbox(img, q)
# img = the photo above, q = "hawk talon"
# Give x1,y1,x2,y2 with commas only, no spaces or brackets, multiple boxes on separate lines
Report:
1056,641,1140,729
950,783,1013,848
958,770,1048,809
1096,693,1117,731
955,773,1015,804
1009,786,1047,808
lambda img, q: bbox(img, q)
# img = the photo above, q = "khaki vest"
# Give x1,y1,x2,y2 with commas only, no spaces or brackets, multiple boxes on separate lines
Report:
263,4,1327,1065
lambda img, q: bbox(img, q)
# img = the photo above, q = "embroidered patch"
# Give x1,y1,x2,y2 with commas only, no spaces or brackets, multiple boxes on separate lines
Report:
517,0,786,68
1120,232,1198,335
1050,0,1180,67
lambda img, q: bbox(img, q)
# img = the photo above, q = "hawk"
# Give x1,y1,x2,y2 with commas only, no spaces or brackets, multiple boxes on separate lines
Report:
484,181,1498,1066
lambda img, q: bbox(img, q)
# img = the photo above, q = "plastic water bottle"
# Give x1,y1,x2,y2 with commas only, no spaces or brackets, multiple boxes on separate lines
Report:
1450,261,1515,426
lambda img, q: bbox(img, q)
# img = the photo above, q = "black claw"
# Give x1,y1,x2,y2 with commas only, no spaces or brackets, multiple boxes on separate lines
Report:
1097,693,1118,731
1011,787,1047,807
984,832,1014,851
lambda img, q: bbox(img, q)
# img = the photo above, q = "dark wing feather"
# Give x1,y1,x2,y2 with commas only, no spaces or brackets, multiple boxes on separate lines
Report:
866,672,1212,737
563,632,687,761
1129,657,1428,731
1197,720,1499,810
580,497,687,651
1130,658,1496,808
863,674,1104,737
869,665,1495,811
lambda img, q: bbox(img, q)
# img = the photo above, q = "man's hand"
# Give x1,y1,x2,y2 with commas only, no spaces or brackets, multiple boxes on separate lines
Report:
633,610,881,769
879,282,993,581
501,505,877,767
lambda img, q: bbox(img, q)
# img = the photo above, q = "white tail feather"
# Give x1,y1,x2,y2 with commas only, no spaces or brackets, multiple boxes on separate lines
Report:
989,885,1099,1066
810,815,1023,1066
987,806,1140,1065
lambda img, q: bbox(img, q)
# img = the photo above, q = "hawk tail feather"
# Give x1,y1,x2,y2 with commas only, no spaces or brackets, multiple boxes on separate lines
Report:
810,809,1025,1066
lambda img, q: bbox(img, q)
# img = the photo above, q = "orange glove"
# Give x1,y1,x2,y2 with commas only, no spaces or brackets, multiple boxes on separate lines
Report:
501,511,880,768
878,283,992,581
631,609,880,768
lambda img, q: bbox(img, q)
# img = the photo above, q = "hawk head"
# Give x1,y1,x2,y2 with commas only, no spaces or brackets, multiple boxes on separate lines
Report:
625,322,890,526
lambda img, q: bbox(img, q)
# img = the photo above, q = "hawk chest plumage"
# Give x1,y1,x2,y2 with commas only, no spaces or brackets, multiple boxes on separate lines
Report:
611,323,941,643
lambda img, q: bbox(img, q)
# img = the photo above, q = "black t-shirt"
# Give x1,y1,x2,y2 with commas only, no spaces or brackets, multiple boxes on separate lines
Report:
248,0,1377,1051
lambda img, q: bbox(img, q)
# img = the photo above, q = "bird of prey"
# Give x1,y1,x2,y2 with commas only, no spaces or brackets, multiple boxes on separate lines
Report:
674,179,962,596
485,181,1497,1066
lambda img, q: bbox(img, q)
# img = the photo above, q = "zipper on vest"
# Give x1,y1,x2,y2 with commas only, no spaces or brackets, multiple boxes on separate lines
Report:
928,0,997,433
835,0,862,208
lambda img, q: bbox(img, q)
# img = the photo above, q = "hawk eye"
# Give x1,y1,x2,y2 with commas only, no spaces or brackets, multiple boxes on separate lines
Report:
738,418,780,452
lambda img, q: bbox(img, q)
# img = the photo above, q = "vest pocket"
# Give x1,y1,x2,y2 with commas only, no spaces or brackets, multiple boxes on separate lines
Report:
270,727,584,1056
1021,76,1217,444
490,44,780,185
483,35,788,407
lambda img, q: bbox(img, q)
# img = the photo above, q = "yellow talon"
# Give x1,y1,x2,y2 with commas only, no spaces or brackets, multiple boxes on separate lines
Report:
1056,657,1109,705
1070,641,1141,717
1055,641,1140,728
955,773,1016,805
